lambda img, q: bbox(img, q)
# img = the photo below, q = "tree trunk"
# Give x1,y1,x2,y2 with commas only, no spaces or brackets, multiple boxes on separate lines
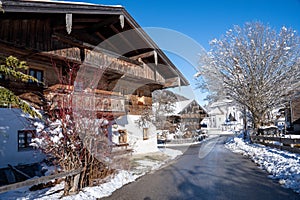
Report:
243,107,247,139
70,174,81,193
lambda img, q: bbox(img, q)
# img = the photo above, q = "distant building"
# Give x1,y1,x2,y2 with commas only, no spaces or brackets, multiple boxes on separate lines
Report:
161,99,207,137
204,98,243,134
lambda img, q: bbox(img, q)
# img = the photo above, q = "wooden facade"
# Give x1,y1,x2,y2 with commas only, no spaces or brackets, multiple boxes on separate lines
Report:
0,1,188,117
167,100,207,136
178,100,207,130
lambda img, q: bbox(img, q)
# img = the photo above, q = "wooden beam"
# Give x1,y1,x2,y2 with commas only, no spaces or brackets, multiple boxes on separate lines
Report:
87,16,119,33
52,33,141,66
73,18,104,23
130,50,154,60
95,31,120,53
163,77,180,88
110,24,139,54
2,1,124,15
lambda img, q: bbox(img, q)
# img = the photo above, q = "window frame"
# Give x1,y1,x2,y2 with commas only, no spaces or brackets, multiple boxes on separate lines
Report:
18,130,36,151
28,68,44,83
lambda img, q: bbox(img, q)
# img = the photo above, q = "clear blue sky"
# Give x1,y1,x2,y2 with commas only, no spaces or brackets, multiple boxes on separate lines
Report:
61,0,300,105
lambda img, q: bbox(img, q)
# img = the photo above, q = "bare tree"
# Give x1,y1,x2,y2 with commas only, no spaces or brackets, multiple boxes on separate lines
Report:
197,22,300,131
33,61,116,196
152,90,177,129
136,90,177,134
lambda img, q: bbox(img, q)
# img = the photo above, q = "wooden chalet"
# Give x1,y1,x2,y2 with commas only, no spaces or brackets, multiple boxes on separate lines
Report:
0,0,189,159
0,0,188,111
166,100,207,136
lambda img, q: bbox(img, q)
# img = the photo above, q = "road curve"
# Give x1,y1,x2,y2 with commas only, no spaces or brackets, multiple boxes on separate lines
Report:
102,136,299,200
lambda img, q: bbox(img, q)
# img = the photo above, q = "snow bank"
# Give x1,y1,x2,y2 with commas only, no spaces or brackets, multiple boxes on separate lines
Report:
226,136,300,193
0,148,182,199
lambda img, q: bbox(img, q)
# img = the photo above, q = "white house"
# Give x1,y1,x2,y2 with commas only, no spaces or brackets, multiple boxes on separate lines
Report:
0,108,44,169
115,115,158,154
204,98,243,134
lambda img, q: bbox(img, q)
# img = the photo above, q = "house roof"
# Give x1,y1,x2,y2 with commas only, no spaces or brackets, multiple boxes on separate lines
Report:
173,99,194,115
1,0,189,87
208,107,224,115
209,98,233,108
172,99,206,116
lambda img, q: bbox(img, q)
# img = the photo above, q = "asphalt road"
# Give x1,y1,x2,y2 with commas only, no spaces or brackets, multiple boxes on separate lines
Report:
102,136,300,200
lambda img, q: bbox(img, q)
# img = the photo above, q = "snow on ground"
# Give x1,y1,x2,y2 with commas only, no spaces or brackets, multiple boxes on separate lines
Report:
0,148,182,200
226,136,300,194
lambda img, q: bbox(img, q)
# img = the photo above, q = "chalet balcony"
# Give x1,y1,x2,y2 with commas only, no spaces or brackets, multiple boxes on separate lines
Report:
45,84,126,115
46,48,166,85
126,105,152,115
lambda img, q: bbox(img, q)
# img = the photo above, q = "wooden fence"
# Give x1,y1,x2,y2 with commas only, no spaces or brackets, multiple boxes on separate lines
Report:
251,135,300,154
0,168,83,194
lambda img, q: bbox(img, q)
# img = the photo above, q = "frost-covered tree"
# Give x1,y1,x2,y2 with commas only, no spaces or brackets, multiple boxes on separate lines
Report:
136,90,177,130
197,22,300,130
152,90,177,129
0,56,40,118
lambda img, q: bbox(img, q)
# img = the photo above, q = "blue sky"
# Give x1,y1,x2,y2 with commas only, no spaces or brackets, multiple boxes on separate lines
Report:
61,0,300,105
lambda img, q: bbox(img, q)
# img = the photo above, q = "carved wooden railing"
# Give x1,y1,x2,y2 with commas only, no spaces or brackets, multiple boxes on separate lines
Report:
45,84,126,113
45,47,166,84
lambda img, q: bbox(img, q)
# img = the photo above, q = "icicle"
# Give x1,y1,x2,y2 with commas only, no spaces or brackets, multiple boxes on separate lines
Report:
154,50,158,66
66,13,72,34
178,76,181,91
119,14,124,29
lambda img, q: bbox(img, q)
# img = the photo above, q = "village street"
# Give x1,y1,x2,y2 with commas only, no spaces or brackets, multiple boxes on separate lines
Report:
102,136,299,200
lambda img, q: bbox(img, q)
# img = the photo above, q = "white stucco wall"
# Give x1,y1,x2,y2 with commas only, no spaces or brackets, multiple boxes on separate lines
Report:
0,108,44,168
207,99,244,133
116,115,158,154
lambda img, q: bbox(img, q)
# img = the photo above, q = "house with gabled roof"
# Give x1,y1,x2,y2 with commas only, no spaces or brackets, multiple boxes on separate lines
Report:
161,99,207,137
205,98,243,134
0,0,188,175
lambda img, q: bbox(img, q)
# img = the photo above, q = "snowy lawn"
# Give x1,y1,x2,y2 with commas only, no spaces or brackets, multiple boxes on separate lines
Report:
226,136,300,194
0,148,182,200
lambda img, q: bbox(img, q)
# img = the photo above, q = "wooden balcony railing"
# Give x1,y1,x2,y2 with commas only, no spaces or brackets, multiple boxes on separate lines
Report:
45,84,126,113
46,47,166,84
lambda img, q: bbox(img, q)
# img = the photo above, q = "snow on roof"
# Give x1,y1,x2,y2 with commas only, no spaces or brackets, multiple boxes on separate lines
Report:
152,100,193,116
22,0,123,7
153,99,205,116
208,107,224,115
172,99,194,115
209,98,233,108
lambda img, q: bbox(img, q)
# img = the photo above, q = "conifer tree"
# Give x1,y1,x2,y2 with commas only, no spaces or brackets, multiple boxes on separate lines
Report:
0,56,41,118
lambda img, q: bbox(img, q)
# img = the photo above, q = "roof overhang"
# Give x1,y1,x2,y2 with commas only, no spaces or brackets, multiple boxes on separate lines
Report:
1,0,189,87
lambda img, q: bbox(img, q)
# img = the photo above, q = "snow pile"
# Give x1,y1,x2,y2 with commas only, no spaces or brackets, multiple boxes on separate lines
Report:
226,136,300,193
66,171,139,200
0,148,182,200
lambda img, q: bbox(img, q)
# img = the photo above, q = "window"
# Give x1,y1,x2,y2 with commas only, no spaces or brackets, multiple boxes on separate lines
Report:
29,68,43,82
121,88,127,96
192,106,199,113
18,130,35,151
143,128,149,140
